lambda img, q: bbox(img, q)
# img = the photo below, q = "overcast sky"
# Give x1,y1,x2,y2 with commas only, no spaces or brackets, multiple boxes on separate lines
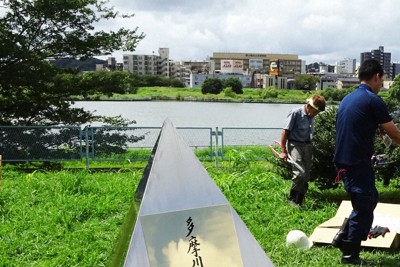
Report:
102,0,400,65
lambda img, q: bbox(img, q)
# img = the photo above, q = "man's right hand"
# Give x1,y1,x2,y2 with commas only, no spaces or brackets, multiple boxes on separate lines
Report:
279,151,288,160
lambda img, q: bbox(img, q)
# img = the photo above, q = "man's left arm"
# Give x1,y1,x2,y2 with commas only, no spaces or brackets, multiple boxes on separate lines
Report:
380,121,400,145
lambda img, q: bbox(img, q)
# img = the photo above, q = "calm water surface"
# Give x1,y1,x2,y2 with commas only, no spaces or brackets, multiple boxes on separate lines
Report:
73,101,300,128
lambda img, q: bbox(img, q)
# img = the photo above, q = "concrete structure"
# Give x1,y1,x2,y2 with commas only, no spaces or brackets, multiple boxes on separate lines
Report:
360,46,391,78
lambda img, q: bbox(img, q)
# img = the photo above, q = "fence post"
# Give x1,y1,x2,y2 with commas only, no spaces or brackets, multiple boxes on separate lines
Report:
212,127,222,168
85,126,90,170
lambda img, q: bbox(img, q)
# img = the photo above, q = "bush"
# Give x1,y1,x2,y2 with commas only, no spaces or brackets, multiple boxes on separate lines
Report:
224,87,236,98
373,104,400,186
223,77,243,94
260,88,278,99
169,78,185,88
137,75,184,88
321,88,353,102
311,106,338,189
201,77,223,94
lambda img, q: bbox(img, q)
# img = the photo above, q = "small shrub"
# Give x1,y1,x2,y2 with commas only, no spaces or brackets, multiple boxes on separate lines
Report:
201,77,224,94
260,88,278,99
225,149,253,170
224,77,243,94
224,87,236,98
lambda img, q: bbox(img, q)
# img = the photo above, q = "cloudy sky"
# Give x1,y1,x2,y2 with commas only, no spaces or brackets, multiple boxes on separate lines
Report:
101,0,400,65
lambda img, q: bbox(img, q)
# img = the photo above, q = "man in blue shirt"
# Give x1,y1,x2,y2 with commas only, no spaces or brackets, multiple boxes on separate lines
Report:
333,59,400,265
280,95,326,206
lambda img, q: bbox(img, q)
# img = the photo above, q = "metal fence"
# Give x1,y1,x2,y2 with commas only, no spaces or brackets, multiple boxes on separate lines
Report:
0,126,83,162
0,125,281,167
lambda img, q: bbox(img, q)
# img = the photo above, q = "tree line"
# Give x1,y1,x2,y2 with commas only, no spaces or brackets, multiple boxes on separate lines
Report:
0,0,144,126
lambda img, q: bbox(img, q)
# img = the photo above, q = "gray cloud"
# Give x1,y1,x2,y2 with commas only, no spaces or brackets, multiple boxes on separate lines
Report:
104,0,400,64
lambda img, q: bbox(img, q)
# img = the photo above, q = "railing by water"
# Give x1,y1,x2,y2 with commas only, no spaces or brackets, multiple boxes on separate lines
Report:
0,125,282,168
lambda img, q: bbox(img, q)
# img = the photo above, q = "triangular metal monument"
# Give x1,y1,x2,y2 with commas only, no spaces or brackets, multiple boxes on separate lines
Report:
124,119,274,267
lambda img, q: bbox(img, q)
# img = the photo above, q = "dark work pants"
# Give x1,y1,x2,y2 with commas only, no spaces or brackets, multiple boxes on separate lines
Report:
336,164,378,242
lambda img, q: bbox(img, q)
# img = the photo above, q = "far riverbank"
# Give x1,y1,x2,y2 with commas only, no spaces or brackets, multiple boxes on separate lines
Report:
68,87,342,105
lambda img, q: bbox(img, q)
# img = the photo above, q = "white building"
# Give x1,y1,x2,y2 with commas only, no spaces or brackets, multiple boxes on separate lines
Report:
335,58,356,74
123,48,176,77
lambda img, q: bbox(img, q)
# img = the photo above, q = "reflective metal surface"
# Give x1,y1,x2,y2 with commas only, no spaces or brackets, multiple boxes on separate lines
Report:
124,119,274,267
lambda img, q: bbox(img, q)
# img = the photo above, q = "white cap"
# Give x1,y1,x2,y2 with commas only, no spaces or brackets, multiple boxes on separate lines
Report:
286,230,313,249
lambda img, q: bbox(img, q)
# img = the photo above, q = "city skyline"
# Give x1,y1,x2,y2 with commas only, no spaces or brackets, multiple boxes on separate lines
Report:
95,0,400,65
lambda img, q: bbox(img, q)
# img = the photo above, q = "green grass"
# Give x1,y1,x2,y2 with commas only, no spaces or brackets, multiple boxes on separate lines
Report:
0,169,141,267
1,154,400,266
210,161,400,267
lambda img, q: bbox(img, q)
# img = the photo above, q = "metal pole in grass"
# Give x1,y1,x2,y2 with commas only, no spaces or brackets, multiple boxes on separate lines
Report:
85,126,90,170
214,127,219,168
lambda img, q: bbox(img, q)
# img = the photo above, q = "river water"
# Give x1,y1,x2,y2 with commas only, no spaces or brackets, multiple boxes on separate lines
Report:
73,101,300,128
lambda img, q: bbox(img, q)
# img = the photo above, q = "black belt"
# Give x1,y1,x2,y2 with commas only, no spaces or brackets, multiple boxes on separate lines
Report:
288,139,311,144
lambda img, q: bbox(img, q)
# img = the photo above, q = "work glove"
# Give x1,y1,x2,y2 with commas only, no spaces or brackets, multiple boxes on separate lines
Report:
368,226,390,239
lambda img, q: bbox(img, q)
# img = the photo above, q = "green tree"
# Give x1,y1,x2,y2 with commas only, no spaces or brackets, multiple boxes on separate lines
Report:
312,80,400,188
73,71,137,96
321,88,354,102
387,74,400,109
294,74,319,90
311,107,338,189
373,74,400,185
201,78,223,94
0,0,144,125
169,78,185,88
224,77,243,94
139,75,184,87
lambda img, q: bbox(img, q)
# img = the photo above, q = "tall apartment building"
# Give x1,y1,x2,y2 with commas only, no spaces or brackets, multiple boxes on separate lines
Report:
335,58,356,74
360,46,391,78
392,63,400,79
123,48,176,77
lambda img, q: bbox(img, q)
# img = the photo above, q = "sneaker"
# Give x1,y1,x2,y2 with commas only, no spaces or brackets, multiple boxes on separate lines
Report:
341,255,374,266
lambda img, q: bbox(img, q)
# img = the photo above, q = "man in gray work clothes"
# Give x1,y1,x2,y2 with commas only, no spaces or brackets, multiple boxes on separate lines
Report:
279,95,326,206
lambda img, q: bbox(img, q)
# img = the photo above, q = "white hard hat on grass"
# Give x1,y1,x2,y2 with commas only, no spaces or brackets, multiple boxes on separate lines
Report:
286,230,313,249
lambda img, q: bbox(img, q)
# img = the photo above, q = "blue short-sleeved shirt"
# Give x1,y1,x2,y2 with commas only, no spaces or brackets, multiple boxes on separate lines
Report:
333,84,392,166
283,105,313,142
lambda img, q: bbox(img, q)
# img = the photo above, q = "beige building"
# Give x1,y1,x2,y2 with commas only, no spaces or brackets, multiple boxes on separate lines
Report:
210,52,302,76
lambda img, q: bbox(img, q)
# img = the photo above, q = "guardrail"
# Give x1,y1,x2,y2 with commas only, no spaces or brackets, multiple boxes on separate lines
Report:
0,125,281,168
